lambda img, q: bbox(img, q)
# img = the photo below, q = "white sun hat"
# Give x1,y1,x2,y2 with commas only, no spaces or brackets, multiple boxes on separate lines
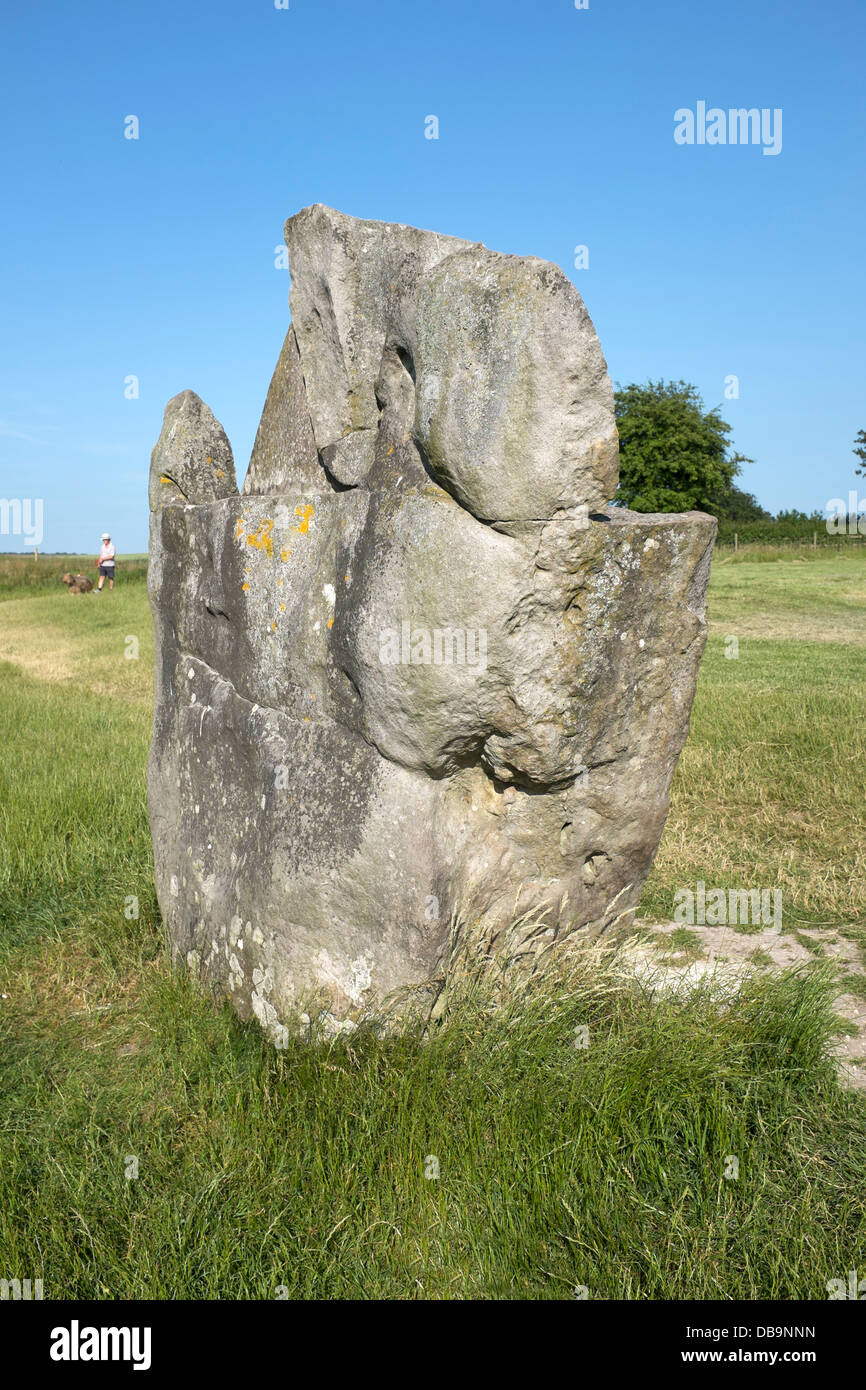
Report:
101,533,110,540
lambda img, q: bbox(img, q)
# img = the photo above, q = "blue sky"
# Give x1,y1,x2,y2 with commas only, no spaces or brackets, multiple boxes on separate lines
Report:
1,0,863,553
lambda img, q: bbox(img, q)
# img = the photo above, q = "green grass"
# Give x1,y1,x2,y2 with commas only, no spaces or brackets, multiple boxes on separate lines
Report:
640,551,866,930
655,928,705,960
0,552,864,1299
709,547,866,639
0,563,153,700
0,552,148,599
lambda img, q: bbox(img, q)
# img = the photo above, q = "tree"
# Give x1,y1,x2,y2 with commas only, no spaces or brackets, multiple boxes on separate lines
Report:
775,508,824,524
613,380,751,513
711,483,771,522
853,428,866,477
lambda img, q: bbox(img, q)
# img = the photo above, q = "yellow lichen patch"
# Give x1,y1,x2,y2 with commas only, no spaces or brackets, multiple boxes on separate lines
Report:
246,519,274,556
160,475,172,485
271,621,277,632
280,603,286,612
215,469,224,479
387,445,394,456
235,518,244,540
280,548,291,562
293,504,314,535
245,566,250,574
344,574,350,584
242,582,250,592
327,616,334,629
206,456,212,464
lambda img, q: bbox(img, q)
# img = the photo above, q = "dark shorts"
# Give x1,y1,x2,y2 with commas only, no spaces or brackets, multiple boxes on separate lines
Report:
99,564,115,578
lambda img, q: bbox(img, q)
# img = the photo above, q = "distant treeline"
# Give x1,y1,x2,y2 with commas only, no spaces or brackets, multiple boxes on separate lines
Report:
716,511,820,543
713,511,858,544
612,382,860,543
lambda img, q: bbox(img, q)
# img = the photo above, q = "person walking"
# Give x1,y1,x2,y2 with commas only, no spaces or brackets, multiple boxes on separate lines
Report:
96,533,116,591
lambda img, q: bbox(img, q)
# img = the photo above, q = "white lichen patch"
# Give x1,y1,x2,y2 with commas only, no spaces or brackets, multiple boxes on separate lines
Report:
349,955,373,1003
313,949,374,1008
228,952,245,991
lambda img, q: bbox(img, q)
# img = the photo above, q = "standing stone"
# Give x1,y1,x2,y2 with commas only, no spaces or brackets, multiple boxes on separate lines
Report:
242,326,321,496
148,390,237,510
147,205,716,1041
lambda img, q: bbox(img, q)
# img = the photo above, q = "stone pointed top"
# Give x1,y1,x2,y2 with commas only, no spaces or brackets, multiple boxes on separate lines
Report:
149,389,238,511
283,201,475,250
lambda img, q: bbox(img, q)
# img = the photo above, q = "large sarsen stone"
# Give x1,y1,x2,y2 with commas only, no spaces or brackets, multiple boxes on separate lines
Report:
147,205,716,1039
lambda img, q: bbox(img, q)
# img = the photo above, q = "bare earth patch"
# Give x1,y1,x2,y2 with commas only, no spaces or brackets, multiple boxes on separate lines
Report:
0,629,76,682
628,920,866,1090
708,615,866,646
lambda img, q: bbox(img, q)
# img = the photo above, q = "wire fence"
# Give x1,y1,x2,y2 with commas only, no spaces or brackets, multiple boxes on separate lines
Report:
715,532,866,553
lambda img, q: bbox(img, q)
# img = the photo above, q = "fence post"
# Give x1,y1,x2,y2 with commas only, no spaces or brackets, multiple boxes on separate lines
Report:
812,531,817,550
734,532,738,552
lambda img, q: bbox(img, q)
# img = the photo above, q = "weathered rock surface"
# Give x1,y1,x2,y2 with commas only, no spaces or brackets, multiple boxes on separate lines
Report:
149,390,238,510
148,205,716,1041
415,246,619,521
242,326,320,496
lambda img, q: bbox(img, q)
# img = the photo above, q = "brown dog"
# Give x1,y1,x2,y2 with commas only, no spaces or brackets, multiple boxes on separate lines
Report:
61,572,94,594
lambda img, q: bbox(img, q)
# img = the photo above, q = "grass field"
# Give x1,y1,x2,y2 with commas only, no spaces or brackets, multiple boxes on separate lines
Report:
1,547,864,1299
